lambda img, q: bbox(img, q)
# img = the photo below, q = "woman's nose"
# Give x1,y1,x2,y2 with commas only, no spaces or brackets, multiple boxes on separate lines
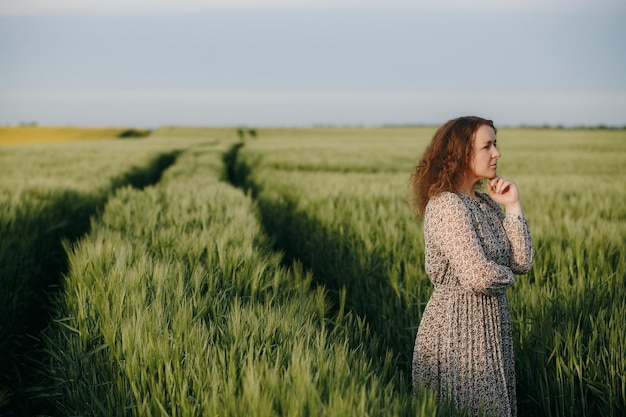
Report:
493,148,501,159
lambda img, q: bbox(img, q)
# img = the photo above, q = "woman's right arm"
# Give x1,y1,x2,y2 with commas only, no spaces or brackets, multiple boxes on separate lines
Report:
426,193,514,295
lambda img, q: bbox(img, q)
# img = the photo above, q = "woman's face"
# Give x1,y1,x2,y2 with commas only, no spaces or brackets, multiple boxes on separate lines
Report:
469,124,500,181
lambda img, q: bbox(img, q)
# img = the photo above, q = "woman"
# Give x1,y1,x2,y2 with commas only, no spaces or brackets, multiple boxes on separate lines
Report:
410,116,534,416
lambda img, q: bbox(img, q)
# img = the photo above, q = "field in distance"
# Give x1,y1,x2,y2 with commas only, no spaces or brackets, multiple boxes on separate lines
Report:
0,126,150,146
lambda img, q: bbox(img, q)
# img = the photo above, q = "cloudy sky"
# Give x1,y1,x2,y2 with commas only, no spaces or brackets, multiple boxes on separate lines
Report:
1,0,624,127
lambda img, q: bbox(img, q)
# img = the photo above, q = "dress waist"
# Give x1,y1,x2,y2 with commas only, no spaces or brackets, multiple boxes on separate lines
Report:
432,284,507,298
433,285,463,293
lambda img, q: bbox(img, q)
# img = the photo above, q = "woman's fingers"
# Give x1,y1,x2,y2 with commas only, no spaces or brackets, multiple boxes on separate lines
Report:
488,177,516,197
488,177,501,193
488,177,512,194
487,177,522,211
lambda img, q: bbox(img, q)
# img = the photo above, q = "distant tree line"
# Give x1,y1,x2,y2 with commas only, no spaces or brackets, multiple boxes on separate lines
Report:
237,128,258,140
118,129,151,138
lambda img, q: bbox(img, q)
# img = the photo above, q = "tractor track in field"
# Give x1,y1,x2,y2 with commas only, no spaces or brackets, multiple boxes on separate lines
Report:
222,141,418,377
1,150,180,417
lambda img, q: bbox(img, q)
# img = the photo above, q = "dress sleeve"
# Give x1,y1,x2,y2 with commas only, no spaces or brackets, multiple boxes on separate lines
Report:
503,213,535,274
426,193,514,295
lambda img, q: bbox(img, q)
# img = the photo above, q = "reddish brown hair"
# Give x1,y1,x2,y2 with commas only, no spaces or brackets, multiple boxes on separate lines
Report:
409,116,496,216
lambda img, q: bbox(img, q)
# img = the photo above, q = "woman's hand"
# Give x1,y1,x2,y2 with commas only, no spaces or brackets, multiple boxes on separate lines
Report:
487,176,523,215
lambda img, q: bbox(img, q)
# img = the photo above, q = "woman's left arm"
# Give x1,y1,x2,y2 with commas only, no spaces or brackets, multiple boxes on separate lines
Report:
503,214,534,274
488,176,535,274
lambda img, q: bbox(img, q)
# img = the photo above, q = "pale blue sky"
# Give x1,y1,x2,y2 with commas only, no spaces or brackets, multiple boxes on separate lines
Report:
1,0,624,127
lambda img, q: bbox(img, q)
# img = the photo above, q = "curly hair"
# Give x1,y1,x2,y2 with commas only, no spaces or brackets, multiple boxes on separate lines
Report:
410,116,496,216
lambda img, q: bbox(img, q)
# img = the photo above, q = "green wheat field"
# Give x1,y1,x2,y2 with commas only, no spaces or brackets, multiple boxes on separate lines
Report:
1,126,624,416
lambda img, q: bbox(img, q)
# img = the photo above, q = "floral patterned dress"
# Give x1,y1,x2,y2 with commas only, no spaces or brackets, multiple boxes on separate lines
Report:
412,191,534,417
